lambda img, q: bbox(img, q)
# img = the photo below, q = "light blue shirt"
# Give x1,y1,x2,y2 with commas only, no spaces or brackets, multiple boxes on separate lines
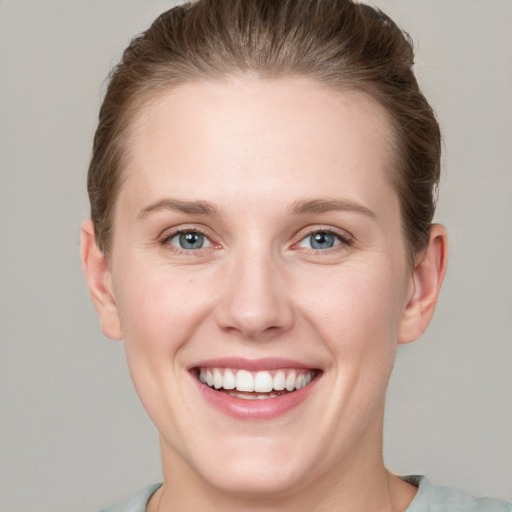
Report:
100,476,511,511
402,476,511,512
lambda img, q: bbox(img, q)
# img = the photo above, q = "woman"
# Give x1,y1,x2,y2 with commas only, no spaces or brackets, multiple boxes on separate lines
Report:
81,1,510,511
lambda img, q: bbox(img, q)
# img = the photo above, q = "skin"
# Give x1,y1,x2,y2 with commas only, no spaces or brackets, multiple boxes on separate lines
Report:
82,77,447,511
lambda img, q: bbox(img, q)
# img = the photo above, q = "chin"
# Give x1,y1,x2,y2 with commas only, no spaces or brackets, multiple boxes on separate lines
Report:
164,430,321,500
199,456,311,499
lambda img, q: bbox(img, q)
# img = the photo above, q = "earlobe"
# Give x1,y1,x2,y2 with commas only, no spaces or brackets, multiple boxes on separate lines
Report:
398,224,448,344
80,220,123,340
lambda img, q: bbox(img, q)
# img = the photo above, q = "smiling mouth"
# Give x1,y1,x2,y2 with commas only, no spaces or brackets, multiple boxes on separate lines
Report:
195,367,318,400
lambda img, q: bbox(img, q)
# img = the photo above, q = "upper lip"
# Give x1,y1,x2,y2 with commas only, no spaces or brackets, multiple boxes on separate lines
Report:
189,357,319,372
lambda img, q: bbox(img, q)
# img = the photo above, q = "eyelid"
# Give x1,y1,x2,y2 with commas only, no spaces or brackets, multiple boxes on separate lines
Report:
169,231,213,249
293,226,354,250
159,225,219,251
157,224,353,253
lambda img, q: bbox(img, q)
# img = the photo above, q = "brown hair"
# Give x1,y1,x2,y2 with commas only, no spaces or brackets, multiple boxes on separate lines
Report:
88,0,440,259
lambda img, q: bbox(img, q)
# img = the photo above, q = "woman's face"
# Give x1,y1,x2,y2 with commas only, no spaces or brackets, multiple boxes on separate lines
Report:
105,78,416,496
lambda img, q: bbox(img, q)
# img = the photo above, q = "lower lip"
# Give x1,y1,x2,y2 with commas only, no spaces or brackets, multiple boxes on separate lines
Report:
193,374,320,420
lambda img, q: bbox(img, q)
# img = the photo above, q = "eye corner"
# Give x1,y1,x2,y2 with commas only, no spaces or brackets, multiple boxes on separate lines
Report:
294,228,353,252
159,227,220,253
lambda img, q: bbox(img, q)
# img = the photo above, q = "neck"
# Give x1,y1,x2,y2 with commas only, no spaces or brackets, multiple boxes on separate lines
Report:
149,413,417,512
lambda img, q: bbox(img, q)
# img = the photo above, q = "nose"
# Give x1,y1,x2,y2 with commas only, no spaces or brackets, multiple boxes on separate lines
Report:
215,249,294,341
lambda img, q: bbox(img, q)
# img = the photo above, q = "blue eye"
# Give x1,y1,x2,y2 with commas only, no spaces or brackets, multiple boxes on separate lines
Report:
168,231,211,250
299,231,342,250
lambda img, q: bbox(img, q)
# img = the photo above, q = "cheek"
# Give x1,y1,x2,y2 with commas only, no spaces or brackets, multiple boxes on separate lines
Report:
113,261,214,355
111,263,213,430
297,262,406,361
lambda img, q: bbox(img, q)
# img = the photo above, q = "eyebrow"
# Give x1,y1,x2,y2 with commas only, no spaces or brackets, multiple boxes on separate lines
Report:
137,196,376,220
288,198,376,218
137,198,219,220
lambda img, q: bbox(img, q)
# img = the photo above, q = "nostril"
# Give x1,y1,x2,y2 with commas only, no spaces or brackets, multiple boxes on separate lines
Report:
213,259,294,339
216,305,294,341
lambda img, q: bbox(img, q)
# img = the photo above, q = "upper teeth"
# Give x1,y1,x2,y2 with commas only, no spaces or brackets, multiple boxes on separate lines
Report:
199,368,314,393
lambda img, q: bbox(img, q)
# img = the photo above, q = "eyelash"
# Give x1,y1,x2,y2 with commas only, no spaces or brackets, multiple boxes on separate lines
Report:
159,228,214,254
159,226,353,255
296,228,353,252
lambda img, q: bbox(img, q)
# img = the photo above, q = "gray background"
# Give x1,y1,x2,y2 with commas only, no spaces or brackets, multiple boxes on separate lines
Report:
1,1,511,510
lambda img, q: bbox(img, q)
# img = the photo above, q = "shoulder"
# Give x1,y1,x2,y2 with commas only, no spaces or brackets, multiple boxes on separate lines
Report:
99,483,162,512
404,475,511,512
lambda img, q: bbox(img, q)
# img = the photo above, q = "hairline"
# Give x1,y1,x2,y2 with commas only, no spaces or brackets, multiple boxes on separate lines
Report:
102,72,415,264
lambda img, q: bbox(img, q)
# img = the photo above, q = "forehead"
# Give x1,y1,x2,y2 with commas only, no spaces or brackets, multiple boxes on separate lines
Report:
121,77,398,216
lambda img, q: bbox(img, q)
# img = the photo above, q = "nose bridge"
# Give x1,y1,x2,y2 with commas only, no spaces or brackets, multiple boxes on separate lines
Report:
216,240,293,339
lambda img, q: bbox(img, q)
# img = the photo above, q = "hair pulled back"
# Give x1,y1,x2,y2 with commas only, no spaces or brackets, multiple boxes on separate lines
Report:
88,0,440,259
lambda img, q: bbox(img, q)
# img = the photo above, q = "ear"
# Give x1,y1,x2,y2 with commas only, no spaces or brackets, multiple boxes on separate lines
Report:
81,220,123,340
398,224,448,344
